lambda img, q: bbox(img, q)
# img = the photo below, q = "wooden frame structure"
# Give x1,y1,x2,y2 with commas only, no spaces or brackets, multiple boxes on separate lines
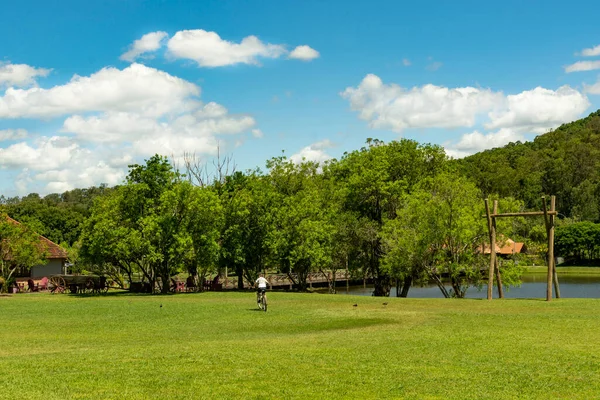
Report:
484,196,560,301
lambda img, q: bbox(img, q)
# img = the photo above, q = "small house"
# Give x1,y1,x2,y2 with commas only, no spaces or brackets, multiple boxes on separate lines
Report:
478,236,527,258
2,216,69,278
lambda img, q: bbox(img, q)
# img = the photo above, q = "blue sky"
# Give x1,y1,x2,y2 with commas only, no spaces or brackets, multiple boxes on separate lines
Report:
1,0,599,196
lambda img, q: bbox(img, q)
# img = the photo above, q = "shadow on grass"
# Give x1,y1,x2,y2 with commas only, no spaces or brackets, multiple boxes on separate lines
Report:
66,289,228,298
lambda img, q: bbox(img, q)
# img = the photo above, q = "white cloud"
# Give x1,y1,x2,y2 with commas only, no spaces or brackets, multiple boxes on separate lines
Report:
445,128,526,158
0,63,51,87
485,86,590,133
120,31,169,62
194,102,228,119
564,60,600,73
62,112,162,143
341,74,504,132
288,45,320,61
0,136,85,170
251,128,264,138
343,74,590,136
580,44,600,57
290,140,335,164
0,62,259,194
63,109,255,150
0,63,199,119
0,128,28,141
584,78,600,95
167,29,286,67
402,59,411,66
132,134,220,158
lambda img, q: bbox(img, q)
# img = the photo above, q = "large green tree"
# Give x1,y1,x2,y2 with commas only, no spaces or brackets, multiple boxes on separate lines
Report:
326,138,447,296
220,171,273,288
555,221,600,262
80,155,222,293
382,173,487,298
383,175,526,298
266,157,335,291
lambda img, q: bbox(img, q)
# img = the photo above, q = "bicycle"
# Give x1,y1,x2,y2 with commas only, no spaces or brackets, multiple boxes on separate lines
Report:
257,289,268,312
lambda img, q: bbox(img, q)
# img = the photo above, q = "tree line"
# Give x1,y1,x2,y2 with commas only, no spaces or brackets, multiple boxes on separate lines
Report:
3,110,600,296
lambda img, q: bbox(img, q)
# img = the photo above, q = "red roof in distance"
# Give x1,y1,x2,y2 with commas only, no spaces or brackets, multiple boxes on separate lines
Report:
3,215,68,260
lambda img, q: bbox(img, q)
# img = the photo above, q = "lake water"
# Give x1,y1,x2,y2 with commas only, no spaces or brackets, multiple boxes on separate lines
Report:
337,274,600,298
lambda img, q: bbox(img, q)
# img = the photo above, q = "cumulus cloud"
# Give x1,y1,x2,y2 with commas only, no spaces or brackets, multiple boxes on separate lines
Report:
120,31,169,62
0,63,199,119
167,29,286,67
343,74,589,135
0,136,86,170
0,63,259,194
341,74,504,132
445,128,526,158
288,45,320,61
290,139,335,164
0,128,28,141
343,74,590,158
485,86,590,133
564,60,600,73
0,63,51,87
63,109,255,150
580,44,600,57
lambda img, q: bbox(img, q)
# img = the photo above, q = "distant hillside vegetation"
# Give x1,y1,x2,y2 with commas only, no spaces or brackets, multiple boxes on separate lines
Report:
455,110,600,221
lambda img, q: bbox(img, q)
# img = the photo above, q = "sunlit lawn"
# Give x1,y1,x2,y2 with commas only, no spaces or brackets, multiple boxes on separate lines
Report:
1,291,599,399
526,265,600,275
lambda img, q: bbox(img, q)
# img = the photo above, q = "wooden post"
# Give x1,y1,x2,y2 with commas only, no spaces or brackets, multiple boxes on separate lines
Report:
493,200,504,299
542,196,553,301
225,266,228,289
346,256,349,294
485,199,496,300
550,196,559,299
483,195,562,301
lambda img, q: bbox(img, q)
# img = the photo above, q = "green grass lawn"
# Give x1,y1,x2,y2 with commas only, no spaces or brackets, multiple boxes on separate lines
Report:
1,292,599,399
525,265,600,275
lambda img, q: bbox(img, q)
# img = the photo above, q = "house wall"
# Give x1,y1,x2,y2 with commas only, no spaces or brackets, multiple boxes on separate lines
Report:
31,259,65,278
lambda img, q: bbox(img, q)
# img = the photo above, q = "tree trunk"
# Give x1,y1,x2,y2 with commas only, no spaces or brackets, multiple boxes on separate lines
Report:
373,272,391,296
236,264,244,289
430,271,450,298
398,275,412,297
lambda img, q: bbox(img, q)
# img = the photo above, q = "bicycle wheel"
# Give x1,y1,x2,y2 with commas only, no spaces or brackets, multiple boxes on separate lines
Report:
262,295,267,312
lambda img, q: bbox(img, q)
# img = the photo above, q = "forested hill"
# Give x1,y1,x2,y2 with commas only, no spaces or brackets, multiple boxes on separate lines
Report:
455,110,600,221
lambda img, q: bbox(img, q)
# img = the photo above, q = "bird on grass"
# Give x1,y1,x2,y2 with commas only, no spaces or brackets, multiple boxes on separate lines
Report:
160,304,163,310
352,303,358,308
383,302,388,307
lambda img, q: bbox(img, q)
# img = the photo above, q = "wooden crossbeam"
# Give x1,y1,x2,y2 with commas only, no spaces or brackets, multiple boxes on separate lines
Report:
487,211,558,218
483,196,560,302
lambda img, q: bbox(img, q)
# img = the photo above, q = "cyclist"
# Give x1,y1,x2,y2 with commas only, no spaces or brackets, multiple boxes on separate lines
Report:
255,273,269,307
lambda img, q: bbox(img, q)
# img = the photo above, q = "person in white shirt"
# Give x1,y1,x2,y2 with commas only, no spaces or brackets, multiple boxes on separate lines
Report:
255,274,269,306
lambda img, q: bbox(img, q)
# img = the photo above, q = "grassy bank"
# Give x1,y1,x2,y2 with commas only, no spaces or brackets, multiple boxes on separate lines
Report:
2,292,600,399
525,265,600,274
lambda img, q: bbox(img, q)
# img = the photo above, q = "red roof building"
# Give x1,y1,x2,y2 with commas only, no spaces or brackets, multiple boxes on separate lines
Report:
2,215,68,278
478,236,527,256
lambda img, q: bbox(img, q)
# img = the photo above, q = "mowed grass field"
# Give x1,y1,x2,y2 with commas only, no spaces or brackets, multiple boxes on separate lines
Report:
526,266,600,275
1,292,599,399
